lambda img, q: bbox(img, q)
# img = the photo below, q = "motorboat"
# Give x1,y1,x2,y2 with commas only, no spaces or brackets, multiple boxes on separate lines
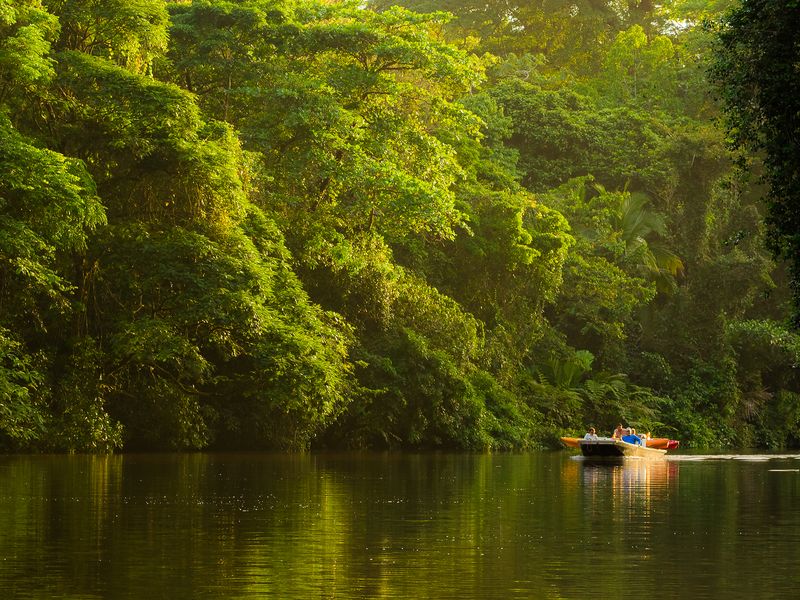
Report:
560,436,679,450
577,437,667,459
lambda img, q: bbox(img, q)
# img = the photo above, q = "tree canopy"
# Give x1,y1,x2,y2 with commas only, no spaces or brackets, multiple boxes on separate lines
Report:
0,0,796,451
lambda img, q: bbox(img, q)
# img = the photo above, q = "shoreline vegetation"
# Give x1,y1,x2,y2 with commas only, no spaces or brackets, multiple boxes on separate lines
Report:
1,0,798,453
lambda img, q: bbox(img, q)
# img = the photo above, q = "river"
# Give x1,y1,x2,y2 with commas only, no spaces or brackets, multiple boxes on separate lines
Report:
1,452,799,599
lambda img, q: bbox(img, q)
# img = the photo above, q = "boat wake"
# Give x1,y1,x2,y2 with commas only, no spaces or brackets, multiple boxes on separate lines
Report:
667,454,800,462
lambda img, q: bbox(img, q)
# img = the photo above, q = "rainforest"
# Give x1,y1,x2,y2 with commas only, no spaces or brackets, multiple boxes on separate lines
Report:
1,0,798,452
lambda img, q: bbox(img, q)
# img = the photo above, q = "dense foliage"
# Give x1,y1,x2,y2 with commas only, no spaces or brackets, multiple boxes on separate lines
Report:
0,0,796,451
710,0,800,327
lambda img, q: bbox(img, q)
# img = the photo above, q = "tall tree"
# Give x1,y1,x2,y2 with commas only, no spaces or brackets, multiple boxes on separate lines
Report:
711,0,800,326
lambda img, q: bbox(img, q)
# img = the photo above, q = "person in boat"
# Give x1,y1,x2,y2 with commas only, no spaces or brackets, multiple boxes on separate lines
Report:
584,427,598,440
621,427,643,445
612,424,625,439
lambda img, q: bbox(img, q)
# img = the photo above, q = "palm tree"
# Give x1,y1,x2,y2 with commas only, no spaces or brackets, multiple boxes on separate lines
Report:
602,184,684,293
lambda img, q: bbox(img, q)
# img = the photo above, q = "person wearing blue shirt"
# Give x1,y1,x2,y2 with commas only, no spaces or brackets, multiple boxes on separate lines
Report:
621,427,642,445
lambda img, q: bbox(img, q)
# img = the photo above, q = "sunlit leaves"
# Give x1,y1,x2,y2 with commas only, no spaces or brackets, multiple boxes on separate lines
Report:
87,219,353,450
168,0,484,242
0,0,59,94
598,25,679,108
0,0,792,451
54,51,201,161
52,52,246,225
46,0,169,73
0,115,104,324
492,76,680,193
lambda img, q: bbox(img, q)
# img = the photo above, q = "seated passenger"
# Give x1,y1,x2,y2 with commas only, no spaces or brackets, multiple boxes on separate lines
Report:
584,427,598,440
612,424,625,439
621,427,642,445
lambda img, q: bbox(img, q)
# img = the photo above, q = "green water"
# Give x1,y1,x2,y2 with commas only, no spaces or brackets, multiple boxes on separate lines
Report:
1,452,799,599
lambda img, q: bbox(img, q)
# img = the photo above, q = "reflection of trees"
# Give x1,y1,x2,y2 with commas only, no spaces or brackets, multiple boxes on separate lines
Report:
1,453,576,597
0,453,639,597
0,455,123,592
2,454,800,598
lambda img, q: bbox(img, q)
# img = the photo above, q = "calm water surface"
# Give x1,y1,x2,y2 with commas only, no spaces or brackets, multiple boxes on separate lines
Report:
1,452,799,599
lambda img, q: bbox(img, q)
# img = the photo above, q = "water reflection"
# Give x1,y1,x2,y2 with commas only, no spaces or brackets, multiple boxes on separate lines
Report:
579,458,678,494
1,453,799,599
555,457,682,567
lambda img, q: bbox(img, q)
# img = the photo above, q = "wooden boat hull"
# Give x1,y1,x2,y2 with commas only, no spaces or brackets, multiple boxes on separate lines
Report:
579,439,667,460
560,436,679,450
